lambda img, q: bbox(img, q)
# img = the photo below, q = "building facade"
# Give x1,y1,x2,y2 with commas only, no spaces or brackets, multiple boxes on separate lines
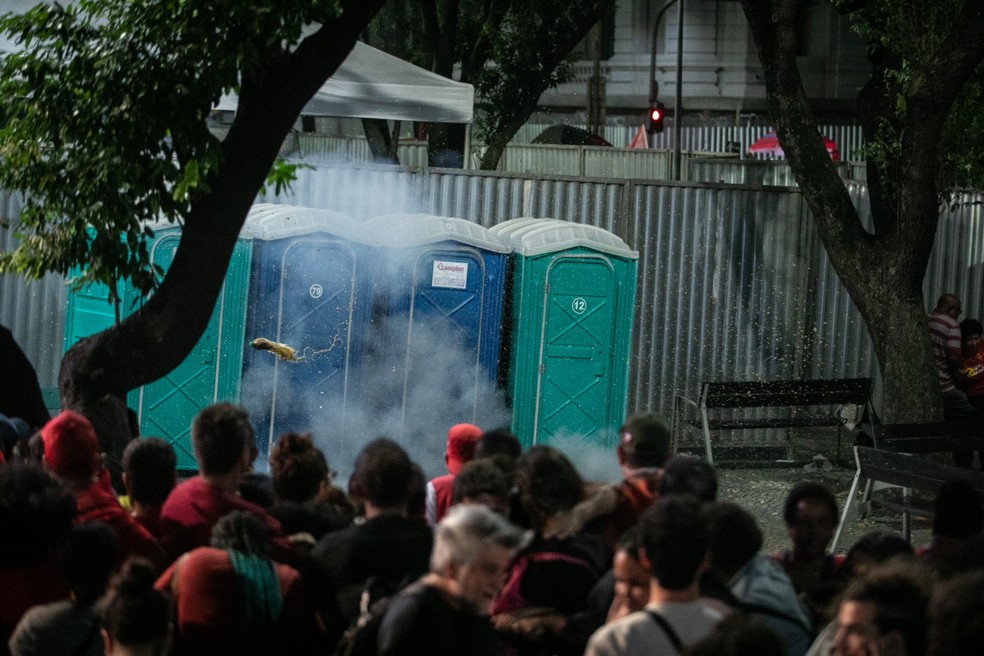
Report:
539,0,871,126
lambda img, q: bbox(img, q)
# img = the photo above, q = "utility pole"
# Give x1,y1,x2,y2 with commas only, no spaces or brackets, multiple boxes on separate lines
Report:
587,21,606,136
648,0,686,179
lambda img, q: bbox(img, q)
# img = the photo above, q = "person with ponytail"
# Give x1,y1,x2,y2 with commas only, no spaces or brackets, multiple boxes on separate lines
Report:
156,510,324,656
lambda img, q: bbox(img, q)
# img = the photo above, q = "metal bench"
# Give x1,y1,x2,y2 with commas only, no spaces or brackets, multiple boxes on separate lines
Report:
871,420,982,453
672,378,873,465
832,445,984,549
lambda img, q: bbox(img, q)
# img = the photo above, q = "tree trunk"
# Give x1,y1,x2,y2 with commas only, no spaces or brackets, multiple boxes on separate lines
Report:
58,1,386,462
479,105,539,171
843,277,942,423
389,120,402,161
362,118,398,163
479,139,505,172
427,122,466,167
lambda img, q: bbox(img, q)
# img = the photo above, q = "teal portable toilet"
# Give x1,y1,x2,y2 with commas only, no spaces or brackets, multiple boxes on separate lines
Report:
64,226,251,470
490,218,638,448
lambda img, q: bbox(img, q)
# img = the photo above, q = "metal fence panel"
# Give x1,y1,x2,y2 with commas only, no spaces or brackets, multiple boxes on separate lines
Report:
3,163,982,452
0,192,67,389
583,148,672,180
498,144,584,176
688,158,856,186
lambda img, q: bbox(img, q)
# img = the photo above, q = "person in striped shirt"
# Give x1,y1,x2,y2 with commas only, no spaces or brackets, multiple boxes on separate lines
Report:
928,293,980,467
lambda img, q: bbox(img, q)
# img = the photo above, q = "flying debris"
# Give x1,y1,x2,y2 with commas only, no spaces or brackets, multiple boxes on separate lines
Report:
250,338,303,362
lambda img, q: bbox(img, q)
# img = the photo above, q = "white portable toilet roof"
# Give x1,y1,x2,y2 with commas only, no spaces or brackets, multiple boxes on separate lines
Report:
240,204,372,243
365,213,510,253
489,218,638,259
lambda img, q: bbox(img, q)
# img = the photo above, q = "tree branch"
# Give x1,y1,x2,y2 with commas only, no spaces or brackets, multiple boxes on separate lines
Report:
461,0,511,83
66,0,386,396
435,0,460,77
418,0,442,70
897,1,984,248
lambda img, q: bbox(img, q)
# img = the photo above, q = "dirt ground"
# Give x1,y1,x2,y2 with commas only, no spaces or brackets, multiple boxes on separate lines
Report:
715,463,933,554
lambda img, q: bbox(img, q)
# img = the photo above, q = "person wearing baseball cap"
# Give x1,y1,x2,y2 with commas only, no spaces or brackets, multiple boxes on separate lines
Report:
425,423,483,526
41,410,166,569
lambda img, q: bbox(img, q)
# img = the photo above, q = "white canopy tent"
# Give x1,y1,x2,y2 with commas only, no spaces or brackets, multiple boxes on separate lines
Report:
216,41,474,125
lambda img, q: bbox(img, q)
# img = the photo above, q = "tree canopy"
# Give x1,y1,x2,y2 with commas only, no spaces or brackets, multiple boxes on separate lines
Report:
834,0,984,192
0,0,364,298
366,0,613,169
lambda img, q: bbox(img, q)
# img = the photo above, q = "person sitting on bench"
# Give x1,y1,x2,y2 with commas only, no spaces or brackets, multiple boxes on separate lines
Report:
929,294,980,467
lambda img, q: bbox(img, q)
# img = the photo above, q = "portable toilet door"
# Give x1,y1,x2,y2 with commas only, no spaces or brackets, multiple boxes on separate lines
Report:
240,205,374,456
359,214,509,440
490,218,638,447
64,280,126,352
133,230,250,470
63,227,252,471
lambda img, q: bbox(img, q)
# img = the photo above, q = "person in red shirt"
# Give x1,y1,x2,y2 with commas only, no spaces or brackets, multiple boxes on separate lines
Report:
959,319,984,410
771,481,845,627
158,403,292,563
41,411,168,571
157,510,325,656
425,423,483,526
956,319,984,468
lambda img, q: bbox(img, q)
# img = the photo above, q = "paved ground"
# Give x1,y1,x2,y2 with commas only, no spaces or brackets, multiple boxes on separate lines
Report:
715,462,932,554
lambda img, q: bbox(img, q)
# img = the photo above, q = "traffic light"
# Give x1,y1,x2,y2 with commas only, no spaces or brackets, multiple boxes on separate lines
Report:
647,102,665,134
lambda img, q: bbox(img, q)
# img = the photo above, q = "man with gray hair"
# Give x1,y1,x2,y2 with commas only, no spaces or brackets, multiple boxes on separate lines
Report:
376,504,528,656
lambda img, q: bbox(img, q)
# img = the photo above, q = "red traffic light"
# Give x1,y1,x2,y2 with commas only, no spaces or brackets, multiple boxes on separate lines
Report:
646,101,666,134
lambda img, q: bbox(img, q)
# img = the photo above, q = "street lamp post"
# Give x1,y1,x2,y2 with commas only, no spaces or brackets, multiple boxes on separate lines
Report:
648,0,685,180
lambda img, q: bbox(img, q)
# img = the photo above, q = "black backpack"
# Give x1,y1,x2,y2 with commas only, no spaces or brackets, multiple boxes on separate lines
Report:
332,576,418,656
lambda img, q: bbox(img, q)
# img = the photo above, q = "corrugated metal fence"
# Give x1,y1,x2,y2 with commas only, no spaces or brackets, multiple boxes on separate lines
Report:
0,193,67,388
284,132,867,183
3,165,982,443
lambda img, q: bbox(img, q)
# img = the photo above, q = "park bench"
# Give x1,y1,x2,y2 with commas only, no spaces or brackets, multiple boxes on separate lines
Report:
870,420,981,453
671,378,873,465
832,445,984,550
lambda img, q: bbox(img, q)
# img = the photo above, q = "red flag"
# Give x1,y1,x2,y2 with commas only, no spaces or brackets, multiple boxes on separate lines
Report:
628,125,649,149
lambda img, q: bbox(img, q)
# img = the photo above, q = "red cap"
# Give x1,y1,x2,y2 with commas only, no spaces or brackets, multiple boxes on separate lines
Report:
445,423,482,475
41,410,100,480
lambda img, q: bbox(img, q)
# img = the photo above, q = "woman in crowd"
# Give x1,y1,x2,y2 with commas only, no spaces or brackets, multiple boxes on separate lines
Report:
100,559,170,656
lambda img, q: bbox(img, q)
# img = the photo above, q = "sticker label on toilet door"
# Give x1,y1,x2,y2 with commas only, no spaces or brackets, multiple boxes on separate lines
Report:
432,261,468,289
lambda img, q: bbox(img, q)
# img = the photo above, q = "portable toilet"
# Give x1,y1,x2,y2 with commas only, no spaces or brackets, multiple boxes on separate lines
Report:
490,218,638,448
240,204,375,456
63,226,252,471
354,213,510,440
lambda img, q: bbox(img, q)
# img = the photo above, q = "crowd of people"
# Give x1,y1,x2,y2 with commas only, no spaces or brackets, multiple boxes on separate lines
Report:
0,297,981,656
1,398,982,656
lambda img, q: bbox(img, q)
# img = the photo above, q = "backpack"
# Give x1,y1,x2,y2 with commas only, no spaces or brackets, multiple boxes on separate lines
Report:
332,576,418,656
490,550,594,616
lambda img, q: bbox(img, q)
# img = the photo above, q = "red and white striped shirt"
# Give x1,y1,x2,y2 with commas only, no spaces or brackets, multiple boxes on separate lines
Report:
928,309,962,391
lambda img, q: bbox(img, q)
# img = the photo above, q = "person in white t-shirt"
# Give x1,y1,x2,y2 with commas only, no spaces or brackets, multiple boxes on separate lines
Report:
585,496,727,656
